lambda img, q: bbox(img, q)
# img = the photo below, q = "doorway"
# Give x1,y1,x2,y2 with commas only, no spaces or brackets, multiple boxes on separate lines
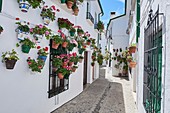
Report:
83,51,88,86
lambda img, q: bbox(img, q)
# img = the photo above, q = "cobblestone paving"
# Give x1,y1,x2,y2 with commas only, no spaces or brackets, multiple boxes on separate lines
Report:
52,67,133,113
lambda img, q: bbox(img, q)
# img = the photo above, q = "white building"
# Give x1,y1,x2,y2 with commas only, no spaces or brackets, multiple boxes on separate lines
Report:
106,0,130,76
0,0,103,113
127,0,170,113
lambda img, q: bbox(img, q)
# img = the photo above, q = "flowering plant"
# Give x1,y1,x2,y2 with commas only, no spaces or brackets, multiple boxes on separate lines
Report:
77,28,84,34
1,49,19,63
40,5,60,21
37,46,48,56
57,66,72,75
97,21,104,32
27,57,44,72
16,22,30,33
58,18,74,30
30,24,51,39
69,27,76,32
19,38,36,48
52,35,63,44
52,56,62,68
27,0,44,9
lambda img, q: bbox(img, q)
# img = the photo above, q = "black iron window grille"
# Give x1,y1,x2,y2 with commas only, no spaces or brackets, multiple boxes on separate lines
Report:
143,8,163,113
86,12,94,24
48,39,69,98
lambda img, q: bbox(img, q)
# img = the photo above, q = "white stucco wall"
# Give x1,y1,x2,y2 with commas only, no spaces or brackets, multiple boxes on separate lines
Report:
134,0,170,113
0,0,101,113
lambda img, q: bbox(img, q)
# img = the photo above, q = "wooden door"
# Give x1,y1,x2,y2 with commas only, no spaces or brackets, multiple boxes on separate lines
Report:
83,51,88,85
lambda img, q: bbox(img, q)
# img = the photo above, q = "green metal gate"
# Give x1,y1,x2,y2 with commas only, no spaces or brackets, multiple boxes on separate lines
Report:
143,8,163,113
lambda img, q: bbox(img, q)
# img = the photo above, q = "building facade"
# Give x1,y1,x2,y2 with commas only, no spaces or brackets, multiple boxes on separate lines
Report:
0,0,103,113
127,0,170,113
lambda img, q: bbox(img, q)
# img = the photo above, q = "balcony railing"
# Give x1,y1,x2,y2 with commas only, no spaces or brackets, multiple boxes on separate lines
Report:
86,12,94,24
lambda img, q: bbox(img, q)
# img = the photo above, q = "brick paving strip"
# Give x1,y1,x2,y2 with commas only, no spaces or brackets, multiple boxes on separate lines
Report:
52,68,125,113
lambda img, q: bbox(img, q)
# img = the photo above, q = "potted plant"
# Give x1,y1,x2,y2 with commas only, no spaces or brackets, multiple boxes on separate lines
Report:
27,57,45,73
19,38,36,53
0,25,3,34
127,55,133,62
15,22,30,40
62,38,69,48
66,0,74,9
68,42,76,51
17,0,31,12
69,27,76,36
57,18,74,30
129,43,136,53
60,0,66,4
78,48,86,54
72,65,78,72
52,56,62,71
86,39,91,45
37,46,48,62
72,4,79,16
97,53,103,65
27,0,44,9
78,56,84,63
91,62,95,67
129,60,137,68
51,35,62,49
77,28,84,36
40,5,60,25
57,66,71,79
97,21,104,33
30,24,51,42
1,49,19,69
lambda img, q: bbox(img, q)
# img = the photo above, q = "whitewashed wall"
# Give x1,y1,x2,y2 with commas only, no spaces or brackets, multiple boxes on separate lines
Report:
0,0,102,113
134,0,170,113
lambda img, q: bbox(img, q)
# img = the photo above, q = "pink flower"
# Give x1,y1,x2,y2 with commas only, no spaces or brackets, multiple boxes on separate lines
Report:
45,31,49,35
39,24,43,29
28,57,31,60
72,52,77,57
58,30,62,33
38,66,42,69
61,33,65,38
51,5,56,10
30,28,33,32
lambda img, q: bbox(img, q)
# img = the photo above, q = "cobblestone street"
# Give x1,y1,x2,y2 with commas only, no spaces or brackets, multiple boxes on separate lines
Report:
52,67,137,113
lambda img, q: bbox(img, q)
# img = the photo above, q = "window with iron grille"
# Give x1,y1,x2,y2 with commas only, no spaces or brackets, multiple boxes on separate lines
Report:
143,8,163,113
48,39,69,98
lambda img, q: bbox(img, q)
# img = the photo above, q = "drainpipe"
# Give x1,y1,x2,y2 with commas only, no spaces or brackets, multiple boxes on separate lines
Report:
0,0,2,12
136,0,140,43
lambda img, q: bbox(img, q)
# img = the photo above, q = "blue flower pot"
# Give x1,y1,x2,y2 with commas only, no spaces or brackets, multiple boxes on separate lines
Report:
19,0,30,13
38,56,47,62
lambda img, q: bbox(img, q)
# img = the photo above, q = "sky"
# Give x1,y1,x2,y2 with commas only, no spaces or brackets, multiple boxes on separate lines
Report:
100,0,125,27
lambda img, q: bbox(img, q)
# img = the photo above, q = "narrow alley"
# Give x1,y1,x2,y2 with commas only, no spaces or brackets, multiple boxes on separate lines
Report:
52,67,137,113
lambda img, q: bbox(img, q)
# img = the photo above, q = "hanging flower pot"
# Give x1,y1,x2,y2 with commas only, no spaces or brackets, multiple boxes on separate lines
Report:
73,7,79,16
72,66,78,72
62,62,68,66
38,56,47,62
68,62,74,66
78,58,83,63
78,32,83,36
58,73,64,79
62,41,68,48
91,56,95,60
18,0,31,13
129,61,136,68
43,17,51,26
129,46,136,54
21,44,31,53
60,0,66,4
33,34,43,43
52,40,60,49
5,60,17,69
66,1,74,9
91,62,95,67
69,31,75,36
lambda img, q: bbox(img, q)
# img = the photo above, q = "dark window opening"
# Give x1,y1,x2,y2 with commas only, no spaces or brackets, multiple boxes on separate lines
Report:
143,8,163,113
48,39,69,98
